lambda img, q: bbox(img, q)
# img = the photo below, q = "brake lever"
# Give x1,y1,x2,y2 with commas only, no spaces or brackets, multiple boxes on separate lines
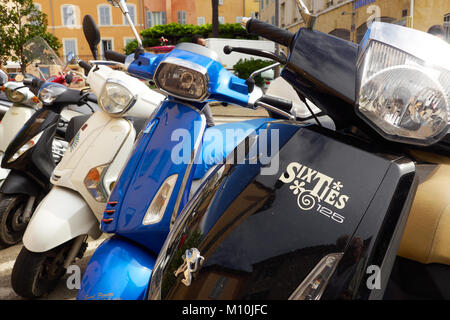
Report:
223,46,287,65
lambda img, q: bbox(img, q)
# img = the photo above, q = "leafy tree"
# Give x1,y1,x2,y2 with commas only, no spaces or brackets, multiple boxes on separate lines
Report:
0,0,61,73
233,58,274,86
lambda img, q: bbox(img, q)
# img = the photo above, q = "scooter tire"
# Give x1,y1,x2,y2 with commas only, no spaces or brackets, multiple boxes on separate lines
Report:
0,194,28,248
11,242,73,299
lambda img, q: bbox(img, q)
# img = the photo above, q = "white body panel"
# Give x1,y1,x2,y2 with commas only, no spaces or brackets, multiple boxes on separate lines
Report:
0,105,35,152
23,186,102,253
51,111,134,220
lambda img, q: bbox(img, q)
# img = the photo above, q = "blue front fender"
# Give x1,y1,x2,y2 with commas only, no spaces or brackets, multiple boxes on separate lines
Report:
77,236,155,300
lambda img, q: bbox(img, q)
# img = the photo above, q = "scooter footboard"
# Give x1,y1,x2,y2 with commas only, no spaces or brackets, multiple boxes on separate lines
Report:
23,186,101,252
77,236,156,300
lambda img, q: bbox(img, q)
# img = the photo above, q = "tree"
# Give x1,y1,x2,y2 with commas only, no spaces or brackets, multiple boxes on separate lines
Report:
0,0,61,73
211,0,219,37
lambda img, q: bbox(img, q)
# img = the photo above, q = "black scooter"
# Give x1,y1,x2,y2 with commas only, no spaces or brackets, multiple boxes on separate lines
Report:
0,77,97,247
148,16,450,300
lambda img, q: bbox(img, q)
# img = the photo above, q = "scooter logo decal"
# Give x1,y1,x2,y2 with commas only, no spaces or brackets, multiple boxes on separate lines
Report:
69,131,80,152
279,162,349,224
174,248,204,287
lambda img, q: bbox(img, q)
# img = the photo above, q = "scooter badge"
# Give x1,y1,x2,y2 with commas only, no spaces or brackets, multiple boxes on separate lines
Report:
174,248,204,287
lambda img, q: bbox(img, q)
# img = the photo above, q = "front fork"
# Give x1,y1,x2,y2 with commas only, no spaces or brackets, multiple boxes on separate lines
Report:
63,234,88,268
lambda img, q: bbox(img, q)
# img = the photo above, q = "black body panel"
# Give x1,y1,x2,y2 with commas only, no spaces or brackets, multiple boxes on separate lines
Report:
1,108,59,194
282,29,359,129
150,123,416,300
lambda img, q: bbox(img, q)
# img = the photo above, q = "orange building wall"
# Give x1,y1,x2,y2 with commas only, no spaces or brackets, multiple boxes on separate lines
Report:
37,0,144,59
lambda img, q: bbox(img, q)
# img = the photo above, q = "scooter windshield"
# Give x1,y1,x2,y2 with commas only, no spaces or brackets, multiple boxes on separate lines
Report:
23,37,67,81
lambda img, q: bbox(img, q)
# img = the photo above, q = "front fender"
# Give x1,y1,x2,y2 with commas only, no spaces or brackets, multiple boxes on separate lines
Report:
77,236,156,300
23,186,101,252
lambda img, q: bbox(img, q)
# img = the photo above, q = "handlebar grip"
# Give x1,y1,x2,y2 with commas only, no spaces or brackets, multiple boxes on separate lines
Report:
246,19,295,48
79,60,92,73
105,50,127,63
86,93,97,104
258,95,293,113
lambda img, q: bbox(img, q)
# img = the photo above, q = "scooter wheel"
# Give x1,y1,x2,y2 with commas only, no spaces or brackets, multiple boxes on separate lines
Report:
0,194,28,247
11,241,73,299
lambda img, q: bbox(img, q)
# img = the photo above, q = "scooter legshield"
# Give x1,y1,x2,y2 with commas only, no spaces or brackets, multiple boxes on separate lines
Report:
77,236,155,300
23,186,102,252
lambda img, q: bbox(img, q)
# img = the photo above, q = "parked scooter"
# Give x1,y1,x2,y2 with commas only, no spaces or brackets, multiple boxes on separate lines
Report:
0,38,101,248
147,7,450,300
10,18,166,298
76,0,308,301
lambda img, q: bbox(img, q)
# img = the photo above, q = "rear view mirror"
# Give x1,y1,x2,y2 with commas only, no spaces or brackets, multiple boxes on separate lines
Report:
82,15,101,60
66,52,75,64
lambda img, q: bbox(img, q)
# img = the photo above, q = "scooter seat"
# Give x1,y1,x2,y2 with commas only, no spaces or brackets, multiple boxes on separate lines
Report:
193,118,272,180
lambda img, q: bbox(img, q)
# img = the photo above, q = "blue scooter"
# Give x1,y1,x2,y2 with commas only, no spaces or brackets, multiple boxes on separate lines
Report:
77,8,294,300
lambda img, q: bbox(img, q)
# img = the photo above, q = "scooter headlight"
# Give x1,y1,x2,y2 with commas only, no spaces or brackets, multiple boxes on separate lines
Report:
8,132,43,163
356,22,450,146
5,87,25,103
154,57,209,102
39,84,68,105
99,80,137,116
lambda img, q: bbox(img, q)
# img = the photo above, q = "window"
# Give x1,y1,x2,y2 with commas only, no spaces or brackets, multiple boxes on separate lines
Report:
147,11,165,27
62,5,76,26
218,16,225,24
177,10,187,24
445,14,450,42
402,9,408,17
271,15,275,25
63,39,77,61
30,3,42,25
34,3,41,11
198,16,206,26
261,0,264,10
99,5,111,26
124,4,136,25
101,39,113,58
218,0,223,5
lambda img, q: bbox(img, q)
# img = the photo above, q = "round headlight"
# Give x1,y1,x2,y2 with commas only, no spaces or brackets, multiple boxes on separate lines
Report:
38,84,68,105
358,65,449,145
5,87,25,103
99,81,136,115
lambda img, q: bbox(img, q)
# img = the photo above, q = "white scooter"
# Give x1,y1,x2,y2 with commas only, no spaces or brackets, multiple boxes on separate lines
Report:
11,32,166,296
0,81,39,184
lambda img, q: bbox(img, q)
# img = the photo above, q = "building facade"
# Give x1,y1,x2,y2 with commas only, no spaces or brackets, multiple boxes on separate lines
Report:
258,0,450,43
37,0,145,60
143,0,260,28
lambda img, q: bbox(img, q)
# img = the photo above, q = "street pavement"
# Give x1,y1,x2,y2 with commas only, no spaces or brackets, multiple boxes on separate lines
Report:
0,236,108,300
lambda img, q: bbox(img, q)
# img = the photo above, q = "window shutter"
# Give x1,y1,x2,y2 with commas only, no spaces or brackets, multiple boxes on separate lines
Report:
162,11,167,24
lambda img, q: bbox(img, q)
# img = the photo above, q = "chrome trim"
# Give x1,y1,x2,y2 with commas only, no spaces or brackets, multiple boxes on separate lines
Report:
169,110,206,229
248,86,263,108
256,101,295,120
99,78,138,117
360,22,450,71
154,57,210,102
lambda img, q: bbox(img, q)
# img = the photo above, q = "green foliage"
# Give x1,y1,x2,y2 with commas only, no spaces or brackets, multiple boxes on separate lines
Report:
138,23,257,48
0,0,61,71
233,58,274,86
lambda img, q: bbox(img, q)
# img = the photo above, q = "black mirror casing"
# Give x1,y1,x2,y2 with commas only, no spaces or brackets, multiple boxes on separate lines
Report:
83,15,101,60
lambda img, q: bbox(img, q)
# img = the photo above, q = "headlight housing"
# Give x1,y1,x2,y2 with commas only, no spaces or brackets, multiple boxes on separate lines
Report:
5,87,25,103
99,79,137,116
154,57,209,101
39,83,68,105
357,22,450,146
8,132,43,163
